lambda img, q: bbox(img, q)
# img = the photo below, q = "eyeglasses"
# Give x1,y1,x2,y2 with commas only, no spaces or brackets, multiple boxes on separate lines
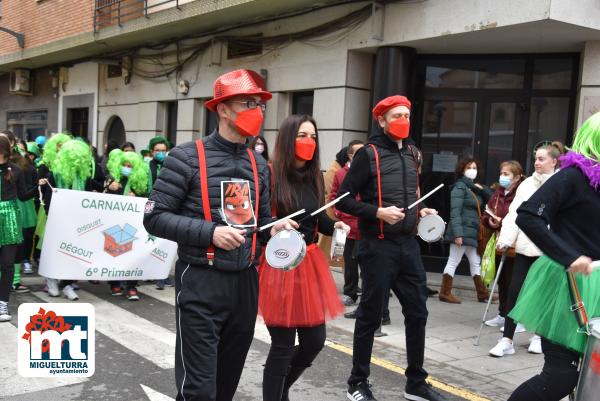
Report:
227,100,267,111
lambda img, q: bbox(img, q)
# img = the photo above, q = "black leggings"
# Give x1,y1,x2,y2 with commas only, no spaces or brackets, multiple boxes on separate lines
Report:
17,227,35,262
264,324,326,377
0,245,18,302
503,254,538,339
508,338,580,401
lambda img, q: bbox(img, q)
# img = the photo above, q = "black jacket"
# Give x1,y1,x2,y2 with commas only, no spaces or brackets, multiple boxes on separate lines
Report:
0,163,37,202
149,159,162,185
143,131,272,271
337,131,421,240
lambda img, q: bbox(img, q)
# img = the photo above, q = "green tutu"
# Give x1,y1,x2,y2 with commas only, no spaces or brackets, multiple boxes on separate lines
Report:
17,199,37,228
509,255,600,354
0,200,23,246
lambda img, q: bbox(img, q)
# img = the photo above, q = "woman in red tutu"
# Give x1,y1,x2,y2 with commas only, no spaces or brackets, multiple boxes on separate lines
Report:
259,114,347,401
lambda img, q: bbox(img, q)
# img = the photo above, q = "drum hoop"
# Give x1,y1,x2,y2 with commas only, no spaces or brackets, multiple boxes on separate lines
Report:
417,214,445,242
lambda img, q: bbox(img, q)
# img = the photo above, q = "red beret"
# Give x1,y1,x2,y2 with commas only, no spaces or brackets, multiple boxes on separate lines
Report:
372,95,412,120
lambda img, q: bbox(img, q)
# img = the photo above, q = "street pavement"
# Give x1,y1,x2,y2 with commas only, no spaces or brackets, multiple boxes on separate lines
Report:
0,270,545,401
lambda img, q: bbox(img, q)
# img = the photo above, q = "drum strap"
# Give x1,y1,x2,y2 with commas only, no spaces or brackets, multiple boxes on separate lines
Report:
369,144,385,239
566,271,591,334
195,139,260,265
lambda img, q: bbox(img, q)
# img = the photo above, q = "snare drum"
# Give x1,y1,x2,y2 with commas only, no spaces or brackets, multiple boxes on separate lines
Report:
575,318,600,401
417,214,446,243
265,229,306,271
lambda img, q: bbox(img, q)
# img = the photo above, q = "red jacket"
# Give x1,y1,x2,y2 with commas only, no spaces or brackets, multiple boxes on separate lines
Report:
330,164,360,239
482,180,522,232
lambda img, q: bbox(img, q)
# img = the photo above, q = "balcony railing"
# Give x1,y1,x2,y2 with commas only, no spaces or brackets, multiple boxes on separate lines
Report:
94,0,194,32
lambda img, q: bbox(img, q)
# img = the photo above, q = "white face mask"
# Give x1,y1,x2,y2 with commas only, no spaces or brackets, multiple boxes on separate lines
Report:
254,144,265,154
464,169,477,180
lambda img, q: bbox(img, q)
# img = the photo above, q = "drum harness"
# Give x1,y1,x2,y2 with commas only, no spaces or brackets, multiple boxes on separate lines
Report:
368,143,420,240
195,139,260,266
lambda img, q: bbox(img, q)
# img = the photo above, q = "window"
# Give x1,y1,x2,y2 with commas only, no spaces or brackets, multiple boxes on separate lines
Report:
292,91,314,116
227,35,263,59
67,108,89,140
533,58,573,89
425,59,525,89
166,101,178,146
7,110,48,140
107,65,122,78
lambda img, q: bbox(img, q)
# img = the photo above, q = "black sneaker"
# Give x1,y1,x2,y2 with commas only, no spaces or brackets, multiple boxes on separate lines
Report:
344,309,358,319
381,317,391,326
347,381,377,401
426,287,439,297
404,382,447,401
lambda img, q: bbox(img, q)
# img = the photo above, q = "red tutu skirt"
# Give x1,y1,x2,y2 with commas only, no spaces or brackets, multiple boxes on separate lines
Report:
259,244,344,327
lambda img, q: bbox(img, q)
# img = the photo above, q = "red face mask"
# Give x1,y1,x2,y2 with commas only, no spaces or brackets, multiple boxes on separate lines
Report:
234,108,264,137
386,118,410,140
295,137,317,161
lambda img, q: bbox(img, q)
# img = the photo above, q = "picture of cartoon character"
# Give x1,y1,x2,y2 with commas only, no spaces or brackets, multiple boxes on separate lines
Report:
220,180,256,227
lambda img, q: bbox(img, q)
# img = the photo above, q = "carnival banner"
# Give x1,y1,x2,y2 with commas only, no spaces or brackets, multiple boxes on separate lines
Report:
39,189,177,280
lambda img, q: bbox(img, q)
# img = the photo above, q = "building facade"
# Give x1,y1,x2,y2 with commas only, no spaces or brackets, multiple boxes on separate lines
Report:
2,0,600,267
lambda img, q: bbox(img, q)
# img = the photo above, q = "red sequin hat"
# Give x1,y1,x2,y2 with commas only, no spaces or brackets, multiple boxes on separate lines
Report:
204,69,272,111
371,95,412,120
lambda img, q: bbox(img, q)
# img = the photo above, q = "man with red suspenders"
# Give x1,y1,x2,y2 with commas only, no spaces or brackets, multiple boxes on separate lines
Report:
143,69,295,401
337,95,447,401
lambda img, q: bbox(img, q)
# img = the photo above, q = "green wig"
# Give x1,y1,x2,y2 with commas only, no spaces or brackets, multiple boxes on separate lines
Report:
148,135,170,152
42,133,71,170
53,139,93,189
108,150,150,196
107,149,124,180
571,112,600,161
26,142,41,157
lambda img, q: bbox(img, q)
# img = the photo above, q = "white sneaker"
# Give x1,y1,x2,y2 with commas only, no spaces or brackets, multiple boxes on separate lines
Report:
63,285,79,301
528,335,542,354
489,337,515,357
500,323,526,333
47,278,60,297
485,314,505,327
0,301,11,322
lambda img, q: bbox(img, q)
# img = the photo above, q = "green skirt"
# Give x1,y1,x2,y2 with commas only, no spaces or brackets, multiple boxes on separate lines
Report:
509,255,600,354
0,200,23,246
17,199,37,229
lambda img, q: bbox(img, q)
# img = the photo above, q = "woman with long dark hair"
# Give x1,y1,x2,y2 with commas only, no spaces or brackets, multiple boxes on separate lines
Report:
0,135,37,322
249,135,269,161
259,115,347,401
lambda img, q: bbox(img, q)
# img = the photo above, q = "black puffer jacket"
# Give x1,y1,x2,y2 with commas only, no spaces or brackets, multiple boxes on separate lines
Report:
337,130,421,239
143,131,272,271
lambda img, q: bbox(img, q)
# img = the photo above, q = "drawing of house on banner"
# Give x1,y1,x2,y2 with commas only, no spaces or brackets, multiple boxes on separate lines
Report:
102,224,138,257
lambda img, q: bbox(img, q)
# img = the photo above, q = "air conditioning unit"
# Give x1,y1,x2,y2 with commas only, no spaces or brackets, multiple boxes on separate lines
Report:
9,69,33,95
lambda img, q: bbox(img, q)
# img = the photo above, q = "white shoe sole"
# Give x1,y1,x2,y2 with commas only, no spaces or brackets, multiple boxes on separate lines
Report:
404,391,429,401
0,316,11,322
489,348,515,357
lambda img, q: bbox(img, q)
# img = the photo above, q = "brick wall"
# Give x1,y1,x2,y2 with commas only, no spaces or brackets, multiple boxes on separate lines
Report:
0,0,94,56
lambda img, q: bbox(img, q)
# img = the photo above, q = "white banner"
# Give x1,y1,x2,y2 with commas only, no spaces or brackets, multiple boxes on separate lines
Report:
39,189,177,281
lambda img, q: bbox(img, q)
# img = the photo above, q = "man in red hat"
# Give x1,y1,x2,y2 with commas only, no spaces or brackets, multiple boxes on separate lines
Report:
144,69,296,401
337,95,447,401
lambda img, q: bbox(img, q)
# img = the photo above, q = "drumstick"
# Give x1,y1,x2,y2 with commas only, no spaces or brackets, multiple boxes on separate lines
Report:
297,192,350,223
258,209,306,232
407,183,444,210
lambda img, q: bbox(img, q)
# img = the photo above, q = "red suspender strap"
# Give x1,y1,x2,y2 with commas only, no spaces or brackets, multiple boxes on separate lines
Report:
195,140,215,264
247,149,260,262
369,144,385,239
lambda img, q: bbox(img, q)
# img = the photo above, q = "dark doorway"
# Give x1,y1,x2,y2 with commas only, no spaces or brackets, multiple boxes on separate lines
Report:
413,54,578,271
67,108,89,140
107,116,126,148
166,101,178,146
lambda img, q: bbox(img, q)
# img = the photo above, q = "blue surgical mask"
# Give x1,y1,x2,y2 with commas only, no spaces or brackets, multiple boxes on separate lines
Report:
154,152,166,163
121,166,132,177
499,176,512,188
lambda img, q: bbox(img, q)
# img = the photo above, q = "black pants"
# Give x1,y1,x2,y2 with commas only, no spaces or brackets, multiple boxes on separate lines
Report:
503,254,537,339
343,239,360,301
175,260,258,401
264,324,325,377
17,227,35,262
0,245,18,302
508,338,579,401
497,254,514,317
348,236,428,389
